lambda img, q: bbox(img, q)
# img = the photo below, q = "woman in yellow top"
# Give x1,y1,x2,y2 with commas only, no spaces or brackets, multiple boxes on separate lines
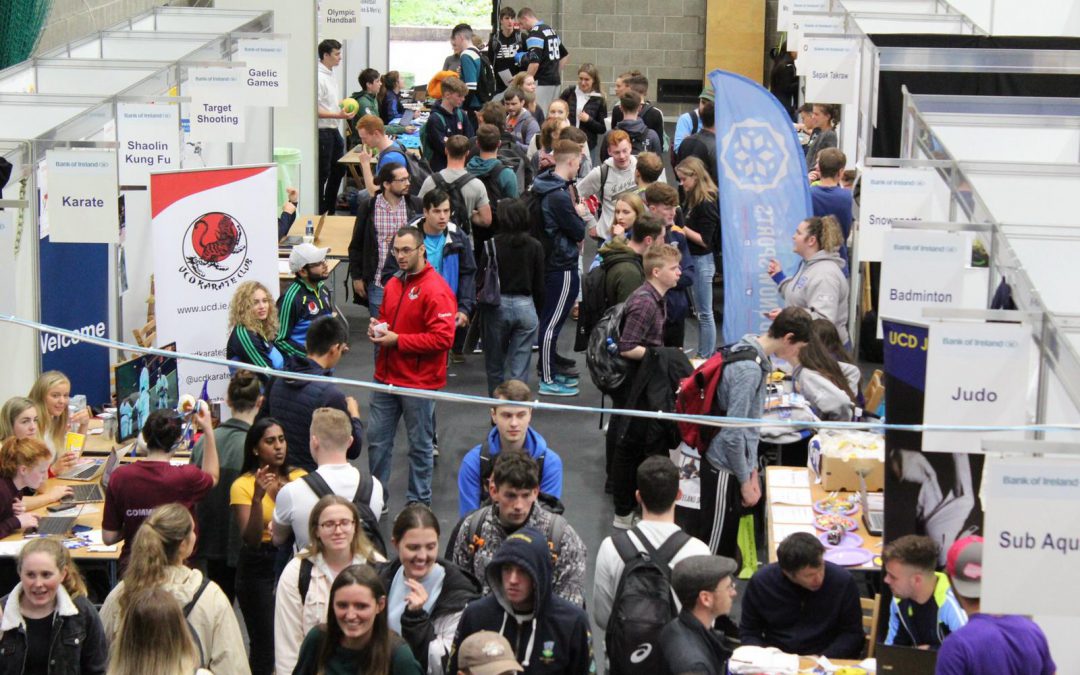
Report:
28,371,88,475
231,417,305,675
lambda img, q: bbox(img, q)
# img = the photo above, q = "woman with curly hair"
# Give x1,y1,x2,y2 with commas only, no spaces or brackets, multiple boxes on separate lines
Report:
226,280,283,376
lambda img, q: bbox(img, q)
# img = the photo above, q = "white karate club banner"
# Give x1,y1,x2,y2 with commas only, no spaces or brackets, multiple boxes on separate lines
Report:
150,165,279,399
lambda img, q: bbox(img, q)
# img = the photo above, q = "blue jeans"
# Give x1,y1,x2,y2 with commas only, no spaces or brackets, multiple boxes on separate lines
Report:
481,295,539,396
368,283,385,364
692,253,716,357
366,389,436,505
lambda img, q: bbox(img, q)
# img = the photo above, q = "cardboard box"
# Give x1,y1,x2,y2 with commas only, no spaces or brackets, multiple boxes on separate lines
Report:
817,454,884,492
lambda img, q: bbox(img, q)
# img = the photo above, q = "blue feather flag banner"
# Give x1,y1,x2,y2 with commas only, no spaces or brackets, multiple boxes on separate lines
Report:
709,69,813,344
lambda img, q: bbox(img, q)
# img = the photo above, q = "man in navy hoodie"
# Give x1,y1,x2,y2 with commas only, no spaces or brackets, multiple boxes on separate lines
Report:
457,379,564,517
448,528,594,675
532,139,589,396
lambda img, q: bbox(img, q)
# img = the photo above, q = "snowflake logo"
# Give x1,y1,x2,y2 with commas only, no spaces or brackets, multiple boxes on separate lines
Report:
720,119,791,193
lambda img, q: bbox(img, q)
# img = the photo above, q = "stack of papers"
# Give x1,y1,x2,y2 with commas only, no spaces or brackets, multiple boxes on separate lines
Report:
770,468,810,488
729,646,799,674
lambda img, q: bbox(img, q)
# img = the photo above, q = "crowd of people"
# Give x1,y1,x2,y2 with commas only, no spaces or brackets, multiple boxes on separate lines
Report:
0,13,1058,675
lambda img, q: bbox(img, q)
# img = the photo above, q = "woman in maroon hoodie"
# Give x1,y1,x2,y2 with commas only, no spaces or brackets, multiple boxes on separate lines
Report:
0,437,52,539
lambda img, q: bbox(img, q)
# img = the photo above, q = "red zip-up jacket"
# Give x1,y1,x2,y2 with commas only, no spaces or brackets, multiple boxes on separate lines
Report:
375,263,457,389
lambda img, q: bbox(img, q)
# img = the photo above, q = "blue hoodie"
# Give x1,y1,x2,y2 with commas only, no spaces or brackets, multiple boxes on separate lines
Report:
457,427,564,517
448,528,594,675
531,168,586,272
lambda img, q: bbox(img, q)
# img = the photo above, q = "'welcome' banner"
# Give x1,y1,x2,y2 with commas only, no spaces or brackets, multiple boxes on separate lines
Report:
709,70,812,344
150,165,279,399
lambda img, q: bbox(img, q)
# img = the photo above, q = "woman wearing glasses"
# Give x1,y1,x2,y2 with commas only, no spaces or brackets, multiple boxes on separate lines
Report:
101,406,220,572
274,495,386,675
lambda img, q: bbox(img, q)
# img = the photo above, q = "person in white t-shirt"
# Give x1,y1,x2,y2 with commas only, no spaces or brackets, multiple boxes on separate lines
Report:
592,455,711,633
272,408,384,551
317,39,355,215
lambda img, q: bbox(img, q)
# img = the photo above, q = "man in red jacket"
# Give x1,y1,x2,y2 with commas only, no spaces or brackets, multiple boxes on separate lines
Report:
367,225,457,505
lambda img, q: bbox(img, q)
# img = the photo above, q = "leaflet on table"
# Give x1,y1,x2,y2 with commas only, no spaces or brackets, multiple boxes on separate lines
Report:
771,505,814,524
769,487,813,505
769,468,811,488
773,523,817,542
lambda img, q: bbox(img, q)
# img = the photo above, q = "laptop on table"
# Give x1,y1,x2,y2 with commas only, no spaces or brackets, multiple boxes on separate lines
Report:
859,473,884,536
66,449,120,503
876,643,938,674
57,449,112,482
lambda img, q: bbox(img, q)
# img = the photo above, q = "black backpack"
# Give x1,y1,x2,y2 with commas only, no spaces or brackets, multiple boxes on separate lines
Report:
468,47,496,104
475,162,509,232
575,254,642,352
586,302,630,395
301,470,387,557
378,141,432,197
433,172,480,235
461,504,568,564
524,186,555,260
606,527,692,675
476,440,564,514
497,132,531,193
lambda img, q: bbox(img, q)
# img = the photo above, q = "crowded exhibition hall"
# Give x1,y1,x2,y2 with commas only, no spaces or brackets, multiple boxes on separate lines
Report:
0,0,1077,673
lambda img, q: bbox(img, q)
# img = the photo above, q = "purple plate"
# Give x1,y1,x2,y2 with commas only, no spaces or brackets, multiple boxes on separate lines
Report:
813,498,859,516
818,531,864,549
824,547,875,567
813,514,858,532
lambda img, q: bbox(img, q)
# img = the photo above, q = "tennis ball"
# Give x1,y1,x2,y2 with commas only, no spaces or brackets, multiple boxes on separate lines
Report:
340,97,359,115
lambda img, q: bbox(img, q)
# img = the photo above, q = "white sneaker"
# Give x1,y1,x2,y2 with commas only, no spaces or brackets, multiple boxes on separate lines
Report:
612,513,638,530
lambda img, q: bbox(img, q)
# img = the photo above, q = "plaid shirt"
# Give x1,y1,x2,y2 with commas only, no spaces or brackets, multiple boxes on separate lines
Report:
373,193,409,288
618,282,666,353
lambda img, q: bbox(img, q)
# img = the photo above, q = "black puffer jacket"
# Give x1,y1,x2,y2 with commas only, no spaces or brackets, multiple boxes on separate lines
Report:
380,558,481,673
266,355,363,471
0,587,107,675
559,87,608,150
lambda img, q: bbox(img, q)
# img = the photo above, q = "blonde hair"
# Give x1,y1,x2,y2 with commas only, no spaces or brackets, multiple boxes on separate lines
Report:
804,215,844,253
615,192,646,226
0,436,52,478
0,396,40,441
28,370,70,452
310,407,353,452
227,280,279,341
107,588,200,675
18,536,88,599
643,242,682,276
509,72,536,109
300,495,381,564
117,504,193,612
675,157,718,210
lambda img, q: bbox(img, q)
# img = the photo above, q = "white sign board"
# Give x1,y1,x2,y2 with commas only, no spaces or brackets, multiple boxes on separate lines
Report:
187,67,245,142
879,229,967,332
320,0,362,39
237,39,289,107
0,211,12,316
789,14,845,52
923,321,1030,453
782,0,829,29
116,103,181,186
150,166,279,399
358,0,387,24
858,167,951,262
45,150,118,244
803,37,859,105
983,455,1080,617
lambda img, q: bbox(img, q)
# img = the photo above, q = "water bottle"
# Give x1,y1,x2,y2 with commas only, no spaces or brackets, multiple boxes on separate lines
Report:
605,337,618,355
303,217,315,244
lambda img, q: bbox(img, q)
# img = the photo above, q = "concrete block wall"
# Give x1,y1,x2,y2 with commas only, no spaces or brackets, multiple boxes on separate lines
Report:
33,0,194,56
523,0,707,115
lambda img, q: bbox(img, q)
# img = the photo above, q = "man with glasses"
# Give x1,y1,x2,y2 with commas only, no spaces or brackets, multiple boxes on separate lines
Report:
349,161,422,320
366,225,457,506
277,242,335,357
272,407,383,551
659,555,740,675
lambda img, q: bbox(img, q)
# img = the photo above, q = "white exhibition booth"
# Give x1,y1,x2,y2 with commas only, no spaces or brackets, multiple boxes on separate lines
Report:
0,7,278,404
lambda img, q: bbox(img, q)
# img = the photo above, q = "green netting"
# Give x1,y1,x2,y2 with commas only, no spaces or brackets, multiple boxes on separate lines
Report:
0,0,52,70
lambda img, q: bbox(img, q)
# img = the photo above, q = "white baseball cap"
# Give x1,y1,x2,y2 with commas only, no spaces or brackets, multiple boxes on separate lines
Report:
289,243,330,274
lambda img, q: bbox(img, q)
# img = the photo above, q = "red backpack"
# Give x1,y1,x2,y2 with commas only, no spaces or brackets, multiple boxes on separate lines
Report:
675,346,764,453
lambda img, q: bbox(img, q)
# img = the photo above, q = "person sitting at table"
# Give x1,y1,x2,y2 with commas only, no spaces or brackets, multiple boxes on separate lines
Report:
882,534,967,649
226,281,285,377
278,186,299,240
0,437,53,539
101,405,220,570
792,332,859,422
275,242,335,358
0,537,108,675
739,532,864,659
28,370,88,475
106,587,214,675
379,70,407,126
100,503,250,675
0,398,71,510
767,215,849,346
231,416,306,675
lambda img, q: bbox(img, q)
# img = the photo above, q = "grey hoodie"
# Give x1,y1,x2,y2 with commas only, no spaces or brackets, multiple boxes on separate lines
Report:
794,362,859,421
778,250,850,344
707,334,771,483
